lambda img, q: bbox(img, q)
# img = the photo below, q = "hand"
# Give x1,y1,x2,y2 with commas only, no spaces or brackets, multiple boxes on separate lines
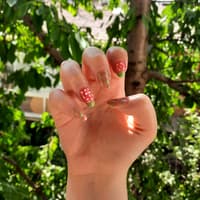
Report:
48,46,157,200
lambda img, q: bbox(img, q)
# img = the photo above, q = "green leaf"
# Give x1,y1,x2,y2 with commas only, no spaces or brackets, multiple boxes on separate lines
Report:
6,0,17,7
50,22,60,43
67,5,78,16
48,136,58,160
15,2,30,19
1,182,28,200
93,10,103,19
75,32,89,49
68,33,82,63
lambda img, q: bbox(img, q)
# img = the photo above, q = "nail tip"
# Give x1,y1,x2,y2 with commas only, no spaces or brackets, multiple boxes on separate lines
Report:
97,71,111,88
87,101,95,108
80,113,88,121
102,80,110,88
117,72,125,78
105,81,110,88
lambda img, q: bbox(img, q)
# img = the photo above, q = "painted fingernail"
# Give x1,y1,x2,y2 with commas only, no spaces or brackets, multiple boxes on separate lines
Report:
113,61,127,77
80,87,95,108
97,71,110,88
107,97,128,106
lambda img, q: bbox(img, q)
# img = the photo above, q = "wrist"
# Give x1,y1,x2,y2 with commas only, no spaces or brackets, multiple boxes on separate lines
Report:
66,172,128,200
67,155,128,176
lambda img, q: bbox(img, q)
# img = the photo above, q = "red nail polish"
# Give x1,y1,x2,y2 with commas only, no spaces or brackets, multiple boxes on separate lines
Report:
113,61,127,77
80,87,95,107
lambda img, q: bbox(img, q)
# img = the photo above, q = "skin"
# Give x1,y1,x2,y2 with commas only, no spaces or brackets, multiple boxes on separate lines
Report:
48,46,157,200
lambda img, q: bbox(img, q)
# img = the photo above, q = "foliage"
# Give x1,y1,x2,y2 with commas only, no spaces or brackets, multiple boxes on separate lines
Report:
127,109,200,200
0,0,200,199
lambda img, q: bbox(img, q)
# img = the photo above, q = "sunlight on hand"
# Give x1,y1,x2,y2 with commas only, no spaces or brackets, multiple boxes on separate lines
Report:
127,115,134,135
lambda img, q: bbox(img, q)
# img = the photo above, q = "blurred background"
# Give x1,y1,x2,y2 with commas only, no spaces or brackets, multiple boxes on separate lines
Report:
0,0,200,199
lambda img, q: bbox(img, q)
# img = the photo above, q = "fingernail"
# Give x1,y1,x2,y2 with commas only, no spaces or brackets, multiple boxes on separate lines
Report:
107,97,128,106
112,61,127,77
80,87,95,108
97,71,110,88
74,110,88,121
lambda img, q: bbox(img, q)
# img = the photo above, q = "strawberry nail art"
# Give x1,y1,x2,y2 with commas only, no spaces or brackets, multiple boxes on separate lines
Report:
80,87,95,108
114,61,127,77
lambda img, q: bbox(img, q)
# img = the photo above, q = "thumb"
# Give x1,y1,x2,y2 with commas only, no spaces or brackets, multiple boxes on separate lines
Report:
107,94,157,138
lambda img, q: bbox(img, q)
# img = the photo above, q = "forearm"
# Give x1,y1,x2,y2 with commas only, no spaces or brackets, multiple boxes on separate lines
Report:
66,172,128,200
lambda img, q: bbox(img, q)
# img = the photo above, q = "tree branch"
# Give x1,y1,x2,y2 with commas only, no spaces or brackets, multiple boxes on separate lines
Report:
2,154,48,200
169,79,200,83
148,70,200,84
148,70,186,93
148,70,200,104
23,15,64,65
